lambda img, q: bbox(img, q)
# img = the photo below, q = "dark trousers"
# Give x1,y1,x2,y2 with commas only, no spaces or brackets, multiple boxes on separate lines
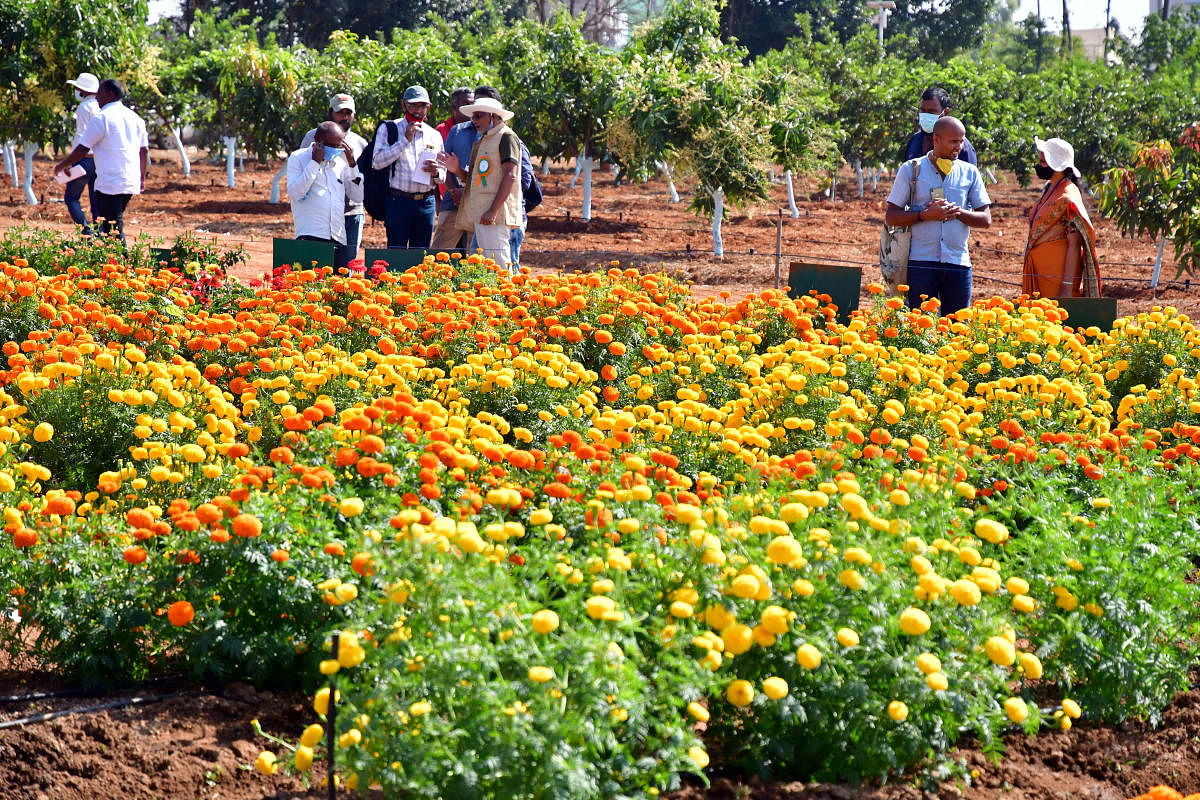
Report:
297,235,349,270
384,193,435,249
64,157,96,232
906,260,972,316
93,191,132,245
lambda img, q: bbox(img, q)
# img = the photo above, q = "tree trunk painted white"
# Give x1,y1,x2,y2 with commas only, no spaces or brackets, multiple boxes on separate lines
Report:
568,155,583,190
4,142,17,188
172,127,191,176
22,142,38,205
870,166,880,191
237,150,244,171
657,161,679,203
855,159,864,198
540,156,550,176
829,169,836,201
224,136,236,188
269,163,287,203
710,187,725,257
985,167,998,184
580,153,594,221
1151,233,1167,289
784,170,799,218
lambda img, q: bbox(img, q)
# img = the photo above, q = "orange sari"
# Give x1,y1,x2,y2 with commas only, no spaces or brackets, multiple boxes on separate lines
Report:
1021,180,1101,298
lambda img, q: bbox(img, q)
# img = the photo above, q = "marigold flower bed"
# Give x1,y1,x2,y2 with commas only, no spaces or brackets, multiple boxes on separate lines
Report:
2,238,1200,795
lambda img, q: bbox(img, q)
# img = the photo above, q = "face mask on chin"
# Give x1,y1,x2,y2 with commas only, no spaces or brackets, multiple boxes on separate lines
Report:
1034,164,1056,180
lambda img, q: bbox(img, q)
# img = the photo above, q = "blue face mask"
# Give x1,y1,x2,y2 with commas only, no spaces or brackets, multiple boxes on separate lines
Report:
323,145,341,161
918,112,940,134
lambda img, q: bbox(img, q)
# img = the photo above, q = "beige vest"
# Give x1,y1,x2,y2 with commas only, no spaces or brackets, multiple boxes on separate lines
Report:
457,123,523,230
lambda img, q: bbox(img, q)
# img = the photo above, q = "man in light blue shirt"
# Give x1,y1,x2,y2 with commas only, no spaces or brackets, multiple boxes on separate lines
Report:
885,116,992,315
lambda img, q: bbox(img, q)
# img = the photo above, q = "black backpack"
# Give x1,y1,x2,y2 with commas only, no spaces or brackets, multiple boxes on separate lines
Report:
360,120,398,222
519,142,543,214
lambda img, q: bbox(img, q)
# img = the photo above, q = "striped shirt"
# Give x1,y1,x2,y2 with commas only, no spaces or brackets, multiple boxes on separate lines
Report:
371,119,445,194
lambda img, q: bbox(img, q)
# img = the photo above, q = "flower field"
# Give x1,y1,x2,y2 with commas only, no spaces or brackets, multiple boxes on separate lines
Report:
3,233,1200,797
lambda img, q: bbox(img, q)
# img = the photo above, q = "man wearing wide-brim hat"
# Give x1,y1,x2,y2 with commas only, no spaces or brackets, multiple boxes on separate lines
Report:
438,97,522,270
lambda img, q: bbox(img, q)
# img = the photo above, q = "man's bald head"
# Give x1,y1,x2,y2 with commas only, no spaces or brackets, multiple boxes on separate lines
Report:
931,116,966,160
316,120,344,147
933,116,965,137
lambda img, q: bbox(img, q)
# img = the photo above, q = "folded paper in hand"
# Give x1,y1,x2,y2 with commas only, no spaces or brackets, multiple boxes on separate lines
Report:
410,150,436,187
54,165,87,185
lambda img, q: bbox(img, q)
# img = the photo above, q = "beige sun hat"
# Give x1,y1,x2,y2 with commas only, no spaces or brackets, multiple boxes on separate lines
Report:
1035,137,1081,178
458,97,514,122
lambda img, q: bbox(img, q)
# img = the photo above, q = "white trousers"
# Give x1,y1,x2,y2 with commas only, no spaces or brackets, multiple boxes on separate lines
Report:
474,223,512,268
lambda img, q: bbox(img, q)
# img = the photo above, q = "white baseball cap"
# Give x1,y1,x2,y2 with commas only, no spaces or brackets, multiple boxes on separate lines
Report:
1034,137,1080,178
329,93,355,112
67,72,100,94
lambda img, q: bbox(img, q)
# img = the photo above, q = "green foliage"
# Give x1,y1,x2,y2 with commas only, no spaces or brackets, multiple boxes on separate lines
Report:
1097,125,1200,279
487,13,620,161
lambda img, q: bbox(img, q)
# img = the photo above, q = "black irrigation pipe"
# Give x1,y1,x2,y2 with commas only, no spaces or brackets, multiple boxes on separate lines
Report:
0,674,184,706
0,692,190,730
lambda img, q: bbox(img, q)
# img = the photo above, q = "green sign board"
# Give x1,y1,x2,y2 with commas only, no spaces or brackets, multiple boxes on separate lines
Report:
273,238,336,272
787,262,863,323
1055,297,1118,333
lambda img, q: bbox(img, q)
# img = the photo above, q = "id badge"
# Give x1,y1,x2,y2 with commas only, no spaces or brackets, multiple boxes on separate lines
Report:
929,187,945,201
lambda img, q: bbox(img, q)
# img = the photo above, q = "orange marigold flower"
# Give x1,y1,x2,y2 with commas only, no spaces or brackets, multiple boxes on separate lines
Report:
167,600,195,627
232,514,263,538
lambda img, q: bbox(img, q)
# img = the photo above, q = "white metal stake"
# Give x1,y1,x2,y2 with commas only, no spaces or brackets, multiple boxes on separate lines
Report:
22,142,38,205
269,163,287,203
710,187,725,257
1151,233,1166,289
172,128,191,176
785,170,799,218
580,152,594,221
224,136,236,188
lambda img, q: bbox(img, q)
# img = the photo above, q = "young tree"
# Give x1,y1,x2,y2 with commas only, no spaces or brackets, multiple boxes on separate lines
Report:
1098,125,1200,287
0,0,152,204
609,0,771,255
489,13,620,221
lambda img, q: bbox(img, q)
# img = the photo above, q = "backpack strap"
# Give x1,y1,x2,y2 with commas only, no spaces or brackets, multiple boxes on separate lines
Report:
906,157,921,212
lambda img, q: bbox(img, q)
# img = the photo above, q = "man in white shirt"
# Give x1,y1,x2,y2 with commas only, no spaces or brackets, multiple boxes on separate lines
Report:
54,78,148,246
300,94,367,267
371,85,445,249
63,72,100,235
287,121,360,269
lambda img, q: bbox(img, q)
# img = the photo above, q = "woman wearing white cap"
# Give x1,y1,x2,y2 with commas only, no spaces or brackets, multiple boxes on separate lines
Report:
1021,137,1101,298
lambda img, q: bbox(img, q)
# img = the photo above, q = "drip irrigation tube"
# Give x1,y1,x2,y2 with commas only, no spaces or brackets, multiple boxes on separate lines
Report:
0,692,190,730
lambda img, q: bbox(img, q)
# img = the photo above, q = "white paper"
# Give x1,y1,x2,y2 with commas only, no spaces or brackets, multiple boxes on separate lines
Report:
55,164,86,185
411,149,436,187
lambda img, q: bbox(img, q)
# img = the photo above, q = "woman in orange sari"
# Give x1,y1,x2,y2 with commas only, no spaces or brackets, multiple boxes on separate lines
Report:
1022,137,1101,298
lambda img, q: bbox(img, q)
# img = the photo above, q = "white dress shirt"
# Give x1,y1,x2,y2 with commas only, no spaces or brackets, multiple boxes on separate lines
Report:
72,96,101,152
299,128,367,215
78,101,148,195
287,146,357,245
371,118,445,194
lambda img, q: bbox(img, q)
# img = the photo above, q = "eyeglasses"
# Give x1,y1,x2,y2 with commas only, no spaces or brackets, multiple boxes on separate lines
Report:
471,112,490,120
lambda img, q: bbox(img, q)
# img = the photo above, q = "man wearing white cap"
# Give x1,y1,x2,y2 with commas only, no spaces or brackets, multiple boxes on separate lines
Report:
300,94,368,266
54,78,148,246
439,96,523,269
63,72,100,234
371,85,445,249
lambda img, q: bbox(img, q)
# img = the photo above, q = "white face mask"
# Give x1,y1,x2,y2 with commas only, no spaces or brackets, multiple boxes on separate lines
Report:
75,89,86,101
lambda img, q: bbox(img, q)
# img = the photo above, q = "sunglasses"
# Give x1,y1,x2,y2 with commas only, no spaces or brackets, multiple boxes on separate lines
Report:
471,112,491,120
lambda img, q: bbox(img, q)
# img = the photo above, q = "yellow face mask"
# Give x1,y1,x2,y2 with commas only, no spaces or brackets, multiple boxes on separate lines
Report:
936,158,955,175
